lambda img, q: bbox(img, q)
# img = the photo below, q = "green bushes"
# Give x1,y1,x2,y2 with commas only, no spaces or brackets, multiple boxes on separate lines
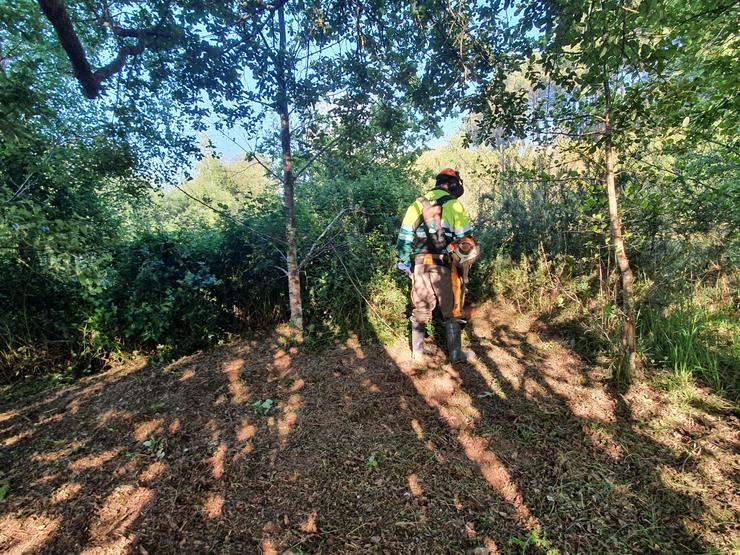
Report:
1,154,422,383
94,232,229,356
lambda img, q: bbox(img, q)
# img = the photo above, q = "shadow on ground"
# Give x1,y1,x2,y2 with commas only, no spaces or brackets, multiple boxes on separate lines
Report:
0,301,736,553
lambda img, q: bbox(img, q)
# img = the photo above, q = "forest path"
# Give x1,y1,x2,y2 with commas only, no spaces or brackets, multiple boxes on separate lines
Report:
1,301,737,554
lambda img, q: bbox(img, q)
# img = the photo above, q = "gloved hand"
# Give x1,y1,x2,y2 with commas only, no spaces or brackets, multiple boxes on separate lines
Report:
396,261,412,277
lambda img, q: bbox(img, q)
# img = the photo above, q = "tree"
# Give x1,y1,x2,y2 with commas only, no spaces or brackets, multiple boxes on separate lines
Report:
35,0,289,99
463,0,738,383
201,1,469,338
30,0,474,338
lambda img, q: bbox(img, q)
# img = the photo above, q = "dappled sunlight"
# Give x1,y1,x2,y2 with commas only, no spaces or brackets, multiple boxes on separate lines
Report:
133,418,164,442
407,473,423,498
138,461,167,485
583,424,625,461
0,410,17,423
271,349,294,379
236,418,256,442
470,360,508,400
2,429,33,447
69,448,121,472
522,377,549,401
410,418,446,463
290,377,305,392
277,393,302,442
360,375,381,393
543,375,615,421
32,442,83,463
168,418,181,434
178,368,196,381
233,442,254,461
0,514,61,555
223,358,249,404
205,417,221,442
354,365,382,393
345,334,366,359
482,347,523,392
114,457,140,478
389,345,537,532
66,398,81,415
299,511,318,533
458,431,536,527
31,473,59,487
207,441,228,480
51,482,82,505
97,409,135,427
412,368,479,429
260,537,278,555
203,493,224,520
3,301,732,553
81,485,153,555
35,412,65,427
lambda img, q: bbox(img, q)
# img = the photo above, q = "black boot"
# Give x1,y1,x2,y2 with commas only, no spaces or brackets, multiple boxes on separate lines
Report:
411,320,426,362
445,319,476,363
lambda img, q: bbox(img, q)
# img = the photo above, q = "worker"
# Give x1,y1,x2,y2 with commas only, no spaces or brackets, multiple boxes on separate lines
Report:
396,168,477,364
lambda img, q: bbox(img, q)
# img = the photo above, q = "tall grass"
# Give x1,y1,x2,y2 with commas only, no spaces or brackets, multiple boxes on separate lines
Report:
640,305,723,390
476,249,739,399
639,302,737,398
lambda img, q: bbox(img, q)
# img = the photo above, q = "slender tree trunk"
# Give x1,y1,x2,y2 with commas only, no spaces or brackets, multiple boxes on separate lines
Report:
603,83,638,382
276,4,303,339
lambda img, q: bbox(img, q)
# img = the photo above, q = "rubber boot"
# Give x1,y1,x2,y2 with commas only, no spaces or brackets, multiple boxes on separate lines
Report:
445,319,476,363
411,320,427,363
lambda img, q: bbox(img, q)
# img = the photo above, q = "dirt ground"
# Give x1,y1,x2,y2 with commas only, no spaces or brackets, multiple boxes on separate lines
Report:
1,300,738,554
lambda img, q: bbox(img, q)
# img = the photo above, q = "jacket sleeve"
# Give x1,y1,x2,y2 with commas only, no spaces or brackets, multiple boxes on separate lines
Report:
396,201,422,264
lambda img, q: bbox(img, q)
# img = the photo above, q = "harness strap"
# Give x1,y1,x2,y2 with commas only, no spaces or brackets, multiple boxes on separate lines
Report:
413,193,456,256
414,253,450,267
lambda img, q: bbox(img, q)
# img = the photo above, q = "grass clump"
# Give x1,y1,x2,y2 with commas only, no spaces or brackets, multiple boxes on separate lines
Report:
639,295,738,399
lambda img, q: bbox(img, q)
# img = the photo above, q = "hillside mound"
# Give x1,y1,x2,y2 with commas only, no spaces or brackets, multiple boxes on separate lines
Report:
1,301,737,554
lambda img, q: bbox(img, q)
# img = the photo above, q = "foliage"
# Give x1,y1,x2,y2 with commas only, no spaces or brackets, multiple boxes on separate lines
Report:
509,527,559,555
252,399,275,416
0,1,737,405
639,285,739,397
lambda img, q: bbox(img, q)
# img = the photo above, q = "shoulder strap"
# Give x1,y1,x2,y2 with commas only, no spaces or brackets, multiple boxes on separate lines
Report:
434,194,455,207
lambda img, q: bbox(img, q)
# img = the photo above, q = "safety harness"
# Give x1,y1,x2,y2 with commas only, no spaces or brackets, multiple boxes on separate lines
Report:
410,193,481,319
412,192,455,266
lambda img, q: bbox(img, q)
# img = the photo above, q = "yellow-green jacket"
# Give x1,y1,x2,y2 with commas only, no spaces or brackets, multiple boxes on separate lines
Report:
396,188,473,264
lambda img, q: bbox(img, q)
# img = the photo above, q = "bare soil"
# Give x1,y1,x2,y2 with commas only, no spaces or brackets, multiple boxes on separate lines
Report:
1,300,737,554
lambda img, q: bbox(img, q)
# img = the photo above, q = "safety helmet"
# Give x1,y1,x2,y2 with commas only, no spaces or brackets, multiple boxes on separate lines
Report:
436,168,461,181
435,168,464,197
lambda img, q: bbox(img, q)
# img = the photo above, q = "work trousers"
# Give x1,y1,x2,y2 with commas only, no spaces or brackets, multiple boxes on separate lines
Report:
411,263,454,324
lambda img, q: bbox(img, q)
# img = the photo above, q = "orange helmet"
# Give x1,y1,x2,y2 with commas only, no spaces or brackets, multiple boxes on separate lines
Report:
436,168,460,180
435,168,463,194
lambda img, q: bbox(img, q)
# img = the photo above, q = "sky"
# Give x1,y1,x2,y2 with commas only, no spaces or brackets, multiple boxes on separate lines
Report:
205,114,463,164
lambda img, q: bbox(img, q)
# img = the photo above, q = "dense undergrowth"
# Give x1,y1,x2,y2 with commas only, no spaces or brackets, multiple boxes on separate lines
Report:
2,139,737,402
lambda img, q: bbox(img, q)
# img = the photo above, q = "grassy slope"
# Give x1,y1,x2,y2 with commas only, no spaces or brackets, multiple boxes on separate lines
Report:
1,301,737,554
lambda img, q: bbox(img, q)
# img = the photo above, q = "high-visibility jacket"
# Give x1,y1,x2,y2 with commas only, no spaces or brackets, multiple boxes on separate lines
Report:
396,188,474,264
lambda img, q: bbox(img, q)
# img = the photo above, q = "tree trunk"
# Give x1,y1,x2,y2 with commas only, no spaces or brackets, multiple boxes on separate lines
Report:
604,113,638,383
276,4,303,340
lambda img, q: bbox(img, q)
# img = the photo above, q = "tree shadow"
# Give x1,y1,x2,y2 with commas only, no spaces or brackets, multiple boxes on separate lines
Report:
456,306,728,553
1,302,733,553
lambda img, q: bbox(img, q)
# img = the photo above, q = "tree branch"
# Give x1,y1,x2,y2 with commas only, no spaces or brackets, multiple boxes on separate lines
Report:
293,135,343,180
37,0,169,99
38,0,288,99
298,207,363,270
37,0,100,98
